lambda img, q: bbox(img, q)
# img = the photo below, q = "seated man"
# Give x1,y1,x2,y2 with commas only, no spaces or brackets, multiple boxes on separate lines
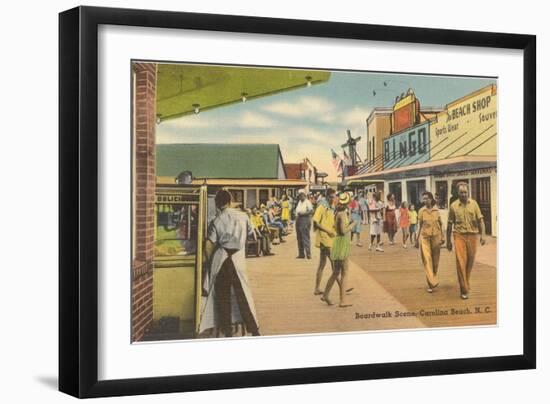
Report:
250,207,274,256
265,206,286,242
260,204,284,243
244,209,260,256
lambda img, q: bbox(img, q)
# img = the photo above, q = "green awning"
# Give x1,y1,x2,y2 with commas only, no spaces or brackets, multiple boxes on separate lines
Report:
156,64,331,121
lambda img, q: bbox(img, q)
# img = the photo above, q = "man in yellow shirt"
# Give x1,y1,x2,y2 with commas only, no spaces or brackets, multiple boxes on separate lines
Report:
312,188,338,295
446,182,486,299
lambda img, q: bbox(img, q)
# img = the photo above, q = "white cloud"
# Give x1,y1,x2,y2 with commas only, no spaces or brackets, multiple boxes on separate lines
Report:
340,106,372,128
159,113,214,130
239,111,277,128
159,110,278,132
261,96,337,123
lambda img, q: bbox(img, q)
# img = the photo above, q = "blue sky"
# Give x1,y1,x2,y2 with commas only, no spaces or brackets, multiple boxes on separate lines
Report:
157,70,496,181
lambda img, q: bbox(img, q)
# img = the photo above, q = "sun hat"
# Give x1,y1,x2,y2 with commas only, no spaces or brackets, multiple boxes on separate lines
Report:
338,192,351,205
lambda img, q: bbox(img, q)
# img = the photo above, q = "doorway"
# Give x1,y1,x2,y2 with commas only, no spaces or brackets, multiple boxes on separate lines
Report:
388,182,402,206
471,177,492,235
406,180,426,210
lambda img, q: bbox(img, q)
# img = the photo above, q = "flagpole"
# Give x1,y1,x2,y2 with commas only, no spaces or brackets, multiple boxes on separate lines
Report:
341,160,345,189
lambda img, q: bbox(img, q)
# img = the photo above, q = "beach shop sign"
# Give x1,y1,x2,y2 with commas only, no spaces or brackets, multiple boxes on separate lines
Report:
430,84,497,160
383,121,430,169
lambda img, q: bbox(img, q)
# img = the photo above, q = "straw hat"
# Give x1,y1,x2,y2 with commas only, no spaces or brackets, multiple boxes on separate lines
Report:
338,192,351,205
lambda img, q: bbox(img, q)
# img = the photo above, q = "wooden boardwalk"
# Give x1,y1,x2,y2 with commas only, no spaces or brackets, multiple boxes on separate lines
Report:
246,225,497,337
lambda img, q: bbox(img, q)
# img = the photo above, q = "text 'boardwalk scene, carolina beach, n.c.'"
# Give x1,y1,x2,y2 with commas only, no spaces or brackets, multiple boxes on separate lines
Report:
131,62,497,342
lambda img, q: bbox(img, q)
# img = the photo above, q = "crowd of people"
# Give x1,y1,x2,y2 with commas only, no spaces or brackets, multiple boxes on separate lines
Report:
200,182,487,336
303,183,486,307
244,195,295,257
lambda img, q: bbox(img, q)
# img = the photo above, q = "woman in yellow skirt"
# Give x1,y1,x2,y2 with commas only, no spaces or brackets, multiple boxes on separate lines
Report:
321,192,357,307
281,194,290,229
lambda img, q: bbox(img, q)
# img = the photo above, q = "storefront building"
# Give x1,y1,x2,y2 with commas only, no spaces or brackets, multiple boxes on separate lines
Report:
285,158,328,196
350,92,442,200
156,143,307,209
346,84,497,236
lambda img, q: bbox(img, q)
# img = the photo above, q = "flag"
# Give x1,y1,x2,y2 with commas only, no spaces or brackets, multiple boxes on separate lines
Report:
342,150,352,166
331,149,343,173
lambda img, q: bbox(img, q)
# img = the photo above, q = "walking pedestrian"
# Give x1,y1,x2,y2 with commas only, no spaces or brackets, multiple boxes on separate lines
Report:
295,189,314,259
384,193,398,245
321,192,357,307
349,195,363,247
446,182,486,299
368,192,384,252
399,201,410,248
415,192,444,293
359,191,369,224
313,188,337,295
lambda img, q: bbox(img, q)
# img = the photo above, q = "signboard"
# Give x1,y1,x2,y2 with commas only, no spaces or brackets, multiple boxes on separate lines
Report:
383,121,430,169
430,84,497,161
156,193,195,204
392,95,419,133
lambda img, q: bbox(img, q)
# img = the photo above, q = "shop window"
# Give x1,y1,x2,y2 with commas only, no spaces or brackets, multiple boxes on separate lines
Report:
435,181,448,209
406,180,426,210
246,189,256,209
259,189,269,206
155,204,198,257
229,189,244,209
388,182,402,206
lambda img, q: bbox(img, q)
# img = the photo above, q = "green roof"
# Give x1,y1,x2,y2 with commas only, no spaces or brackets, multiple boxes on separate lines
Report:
156,144,284,179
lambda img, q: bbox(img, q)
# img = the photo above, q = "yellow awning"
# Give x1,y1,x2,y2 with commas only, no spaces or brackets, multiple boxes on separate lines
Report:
156,63,331,122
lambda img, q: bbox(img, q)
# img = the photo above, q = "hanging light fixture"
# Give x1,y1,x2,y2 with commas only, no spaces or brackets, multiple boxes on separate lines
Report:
156,114,162,124
241,92,248,103
305,76,313,87
192,103,200,114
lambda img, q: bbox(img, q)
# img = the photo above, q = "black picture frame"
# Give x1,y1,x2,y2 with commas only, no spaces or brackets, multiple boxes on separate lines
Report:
59,5,536,398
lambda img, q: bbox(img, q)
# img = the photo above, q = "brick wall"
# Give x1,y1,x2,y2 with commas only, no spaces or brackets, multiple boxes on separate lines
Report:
132,62,157,342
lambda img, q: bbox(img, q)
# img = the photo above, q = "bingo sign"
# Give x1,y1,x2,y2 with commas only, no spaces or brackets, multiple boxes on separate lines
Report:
383,121,430,169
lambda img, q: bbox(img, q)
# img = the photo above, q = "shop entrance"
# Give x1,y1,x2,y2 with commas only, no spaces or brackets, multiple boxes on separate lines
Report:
388,182,402,206
146,185,207,340
406,180,426,210
471,177,492,235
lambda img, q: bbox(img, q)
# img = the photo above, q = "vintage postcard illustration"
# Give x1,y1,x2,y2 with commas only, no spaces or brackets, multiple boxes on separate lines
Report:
131,61,497,342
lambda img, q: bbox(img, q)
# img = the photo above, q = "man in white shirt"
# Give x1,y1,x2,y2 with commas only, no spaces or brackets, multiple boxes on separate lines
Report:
295,189,314,259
